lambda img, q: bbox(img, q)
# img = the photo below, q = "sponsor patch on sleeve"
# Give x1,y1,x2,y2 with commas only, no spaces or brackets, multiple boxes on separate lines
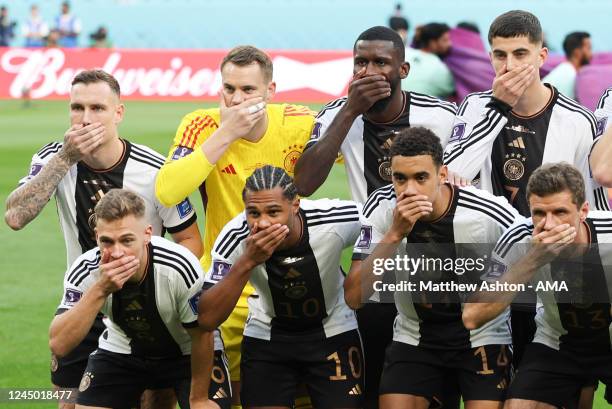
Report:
64,288,83,306
211,261,231,282
356,226,373,249
310,122,323,141
188,290,203,315
482,259,508,280
448,122,467,143
28,163,43,178
596,117,608,137
176,199,193,219
172,146,193,161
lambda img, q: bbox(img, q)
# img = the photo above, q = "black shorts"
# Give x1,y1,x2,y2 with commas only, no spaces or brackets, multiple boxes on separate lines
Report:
240,329,364,409
51,315,105,387
76,349,231,409
356,302,396,409
507,343,612,408
380,341,512,404
510,307,536,368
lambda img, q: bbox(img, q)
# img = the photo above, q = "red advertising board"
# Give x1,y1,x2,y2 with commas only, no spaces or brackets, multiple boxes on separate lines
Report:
0,47,354,102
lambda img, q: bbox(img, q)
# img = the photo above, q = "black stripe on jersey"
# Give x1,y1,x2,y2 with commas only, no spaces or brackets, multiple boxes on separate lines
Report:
592,218,612,233
130,145,165,168
410,93,457,115
494,224,533,258
458,190,515,226
152,256,196,289
443,109,504,165
458,91,492,116
67,251,101,286
316,97,347,119
597,88,612,110
37,142,62,159
363,185,396,218
594,187,611,211
557,95,598,137
152,246,199,287
129,149,165,169
215,220,249,255
303,205,358,217
307,216,360,227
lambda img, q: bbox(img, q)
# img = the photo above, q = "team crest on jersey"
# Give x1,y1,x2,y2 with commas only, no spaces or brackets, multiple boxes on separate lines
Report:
378,158,392,181
596,117,608,137
189,289,203,315
283,145,303,174
64,289,83,306
79,372,94,392
28,163,43,178
503,154,526,181
211,261,231,281
356,226,372,249
449,122,466,143
172,146,193,160
177,199,193,219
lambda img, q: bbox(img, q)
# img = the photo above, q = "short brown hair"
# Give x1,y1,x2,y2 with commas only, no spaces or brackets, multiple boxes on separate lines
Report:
94,189,145,224
526,163,586,207
220,46,273,82
488,10,543,45
72,69,121,97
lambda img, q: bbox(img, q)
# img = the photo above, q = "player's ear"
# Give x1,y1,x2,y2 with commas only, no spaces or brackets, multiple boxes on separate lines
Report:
400,61,410,79
292,197,300,215
143,224,153,245
578,200,589,222
438,164,448,184
538,45,548,68
266,81,276,101
115,103,125,124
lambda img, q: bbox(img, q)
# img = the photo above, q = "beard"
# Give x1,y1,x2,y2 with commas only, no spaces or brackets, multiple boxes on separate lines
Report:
580,56,591,66
368,76,401,114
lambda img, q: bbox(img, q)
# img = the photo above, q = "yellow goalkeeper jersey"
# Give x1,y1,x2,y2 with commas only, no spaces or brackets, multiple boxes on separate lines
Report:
156,103,315,303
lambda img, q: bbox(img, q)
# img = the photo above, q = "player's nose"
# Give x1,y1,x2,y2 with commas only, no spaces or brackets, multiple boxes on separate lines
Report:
258,217,271,229
543,214,557,231
230,91,244,106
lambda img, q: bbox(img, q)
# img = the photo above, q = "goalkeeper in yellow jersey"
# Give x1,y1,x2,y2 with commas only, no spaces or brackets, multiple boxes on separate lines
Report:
155,45,315,407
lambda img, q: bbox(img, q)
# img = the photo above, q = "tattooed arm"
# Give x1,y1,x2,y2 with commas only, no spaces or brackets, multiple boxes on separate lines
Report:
5,123,105,230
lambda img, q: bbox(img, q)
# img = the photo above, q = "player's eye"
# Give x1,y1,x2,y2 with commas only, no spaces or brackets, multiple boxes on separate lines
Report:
376,60,386,66
224,86,235,93
268,211,279,217
248,210,260,217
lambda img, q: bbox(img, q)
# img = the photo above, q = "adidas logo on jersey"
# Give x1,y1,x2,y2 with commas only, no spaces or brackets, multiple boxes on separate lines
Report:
283,268,302,279
221,164,237,175
125,300,143,311
507,136,526,149
349,384,362,395
213,387,228,399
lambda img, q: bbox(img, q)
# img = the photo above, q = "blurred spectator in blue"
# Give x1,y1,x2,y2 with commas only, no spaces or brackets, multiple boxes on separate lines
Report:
543,31,592,100
89,26,112,48
388,3,409,44
55,1,81,47
402,22,455,98
23,4,49,47
0,5,17,46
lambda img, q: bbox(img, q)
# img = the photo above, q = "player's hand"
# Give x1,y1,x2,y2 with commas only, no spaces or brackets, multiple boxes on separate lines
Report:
59,123,106,164
244,222,289,265
387,192,433,241
96,248,140,295
189,399,221,409
528,219,577,265
446,170,471,187
344,67,392,116
218,95,266,140
492,64,536,107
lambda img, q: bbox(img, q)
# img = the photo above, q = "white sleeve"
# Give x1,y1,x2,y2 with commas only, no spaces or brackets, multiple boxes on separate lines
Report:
304,98,344,153
175,251,206,328
204,217,247,287
17,142,62,187
443,95,508,180
352,200,391,260
156,196,197,234
57,250,101,313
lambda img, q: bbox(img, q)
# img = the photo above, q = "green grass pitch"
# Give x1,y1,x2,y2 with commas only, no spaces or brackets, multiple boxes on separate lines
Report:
0,99,607,408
